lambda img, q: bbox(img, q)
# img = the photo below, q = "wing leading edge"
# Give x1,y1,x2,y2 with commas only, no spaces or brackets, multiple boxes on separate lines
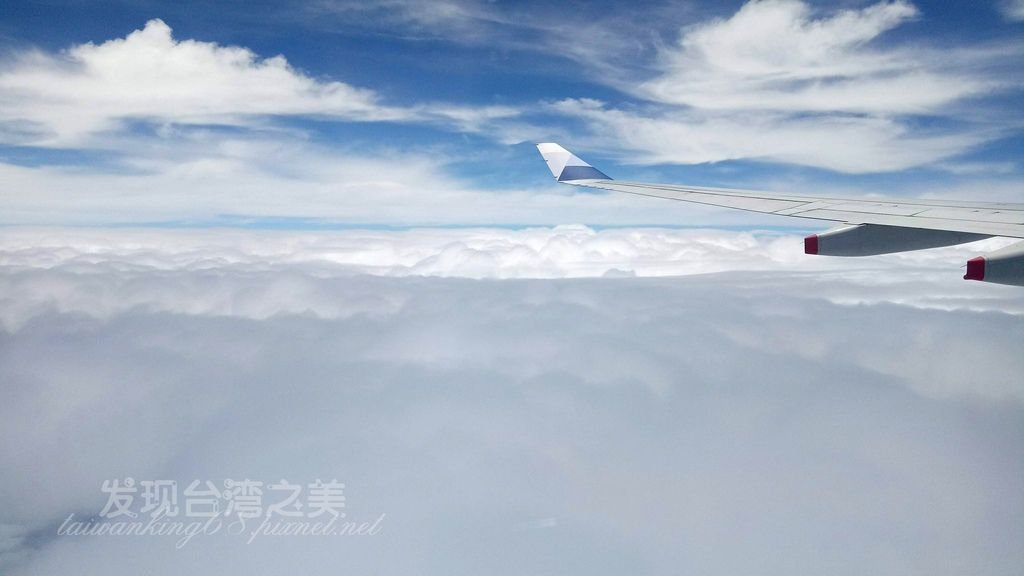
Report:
535,143,1024,286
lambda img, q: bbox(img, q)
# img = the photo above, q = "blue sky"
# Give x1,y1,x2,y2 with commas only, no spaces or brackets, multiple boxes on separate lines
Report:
1,0,1023,227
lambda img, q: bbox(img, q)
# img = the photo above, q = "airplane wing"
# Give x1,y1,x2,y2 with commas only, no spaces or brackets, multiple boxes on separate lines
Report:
536,142,1024,286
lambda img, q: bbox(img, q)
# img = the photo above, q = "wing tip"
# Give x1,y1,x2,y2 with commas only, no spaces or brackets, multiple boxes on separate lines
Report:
535,143,612,182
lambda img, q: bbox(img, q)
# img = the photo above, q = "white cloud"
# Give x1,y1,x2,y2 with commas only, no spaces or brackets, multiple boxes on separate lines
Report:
0,232,1022,574
0,20,392,145
0,228,1018,332
552,98,989,173
640,0,992,114
0,19,519,147
4,125,1023,225
935,160,1020,176
308,0,663,76
0,123,853,227
554,1,1023,173
314,0,510,40
1001,0,1024,21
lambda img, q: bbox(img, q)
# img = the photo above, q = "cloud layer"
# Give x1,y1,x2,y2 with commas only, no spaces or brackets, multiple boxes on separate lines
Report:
0,228,1022,575
1,225,1016,278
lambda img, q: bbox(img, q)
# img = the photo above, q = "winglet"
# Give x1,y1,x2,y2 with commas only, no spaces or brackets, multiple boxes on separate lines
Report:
536,143,611,182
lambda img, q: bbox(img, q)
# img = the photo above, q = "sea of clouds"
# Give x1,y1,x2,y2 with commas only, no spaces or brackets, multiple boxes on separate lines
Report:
1,227,1021,575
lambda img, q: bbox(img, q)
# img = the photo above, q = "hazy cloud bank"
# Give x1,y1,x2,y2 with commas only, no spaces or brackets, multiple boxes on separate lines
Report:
0,228,1022,575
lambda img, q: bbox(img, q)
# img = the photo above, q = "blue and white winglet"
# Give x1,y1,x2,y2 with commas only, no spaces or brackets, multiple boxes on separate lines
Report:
536,143,611,182
535,142,1024,286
